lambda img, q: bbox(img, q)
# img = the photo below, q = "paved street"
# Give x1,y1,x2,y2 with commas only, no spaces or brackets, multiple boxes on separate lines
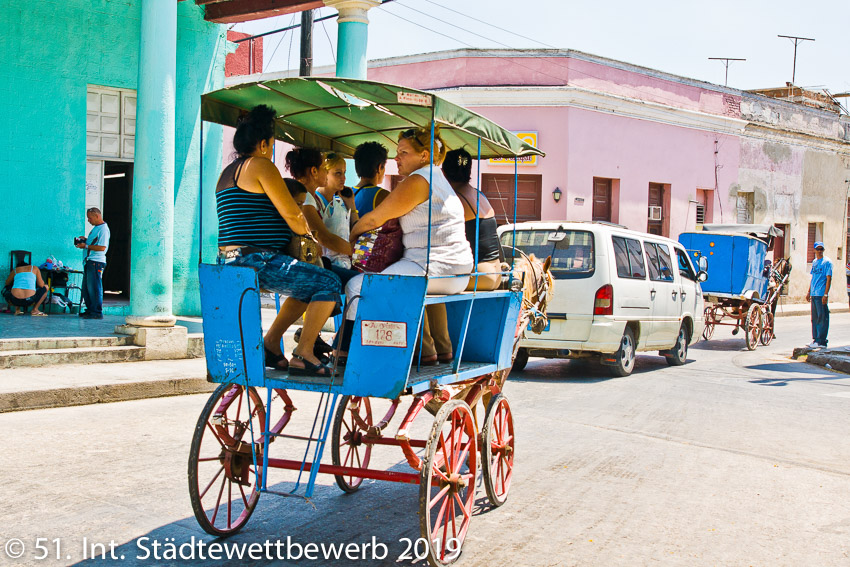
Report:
3,314,850,566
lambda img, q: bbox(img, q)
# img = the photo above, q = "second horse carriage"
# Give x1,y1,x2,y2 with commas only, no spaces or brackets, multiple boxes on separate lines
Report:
679,224,791,350
188,77,551,566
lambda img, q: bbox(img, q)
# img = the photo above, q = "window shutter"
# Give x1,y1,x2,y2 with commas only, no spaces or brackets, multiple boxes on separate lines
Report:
807,223,816,263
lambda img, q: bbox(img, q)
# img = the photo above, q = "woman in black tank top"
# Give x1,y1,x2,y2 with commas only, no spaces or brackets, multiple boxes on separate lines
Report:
215,105,340,377
442,149,503,291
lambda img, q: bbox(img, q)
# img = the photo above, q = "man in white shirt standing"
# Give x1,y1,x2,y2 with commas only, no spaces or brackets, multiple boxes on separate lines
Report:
76,207,110,319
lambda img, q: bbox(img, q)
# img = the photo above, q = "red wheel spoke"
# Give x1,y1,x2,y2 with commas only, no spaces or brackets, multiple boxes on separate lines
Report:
453,492,470,521
210,474,226,525
430,483,451,508
199,466,225,499
433,490,450,536
238,482,249,510
205,422,228,449
197,457,220,463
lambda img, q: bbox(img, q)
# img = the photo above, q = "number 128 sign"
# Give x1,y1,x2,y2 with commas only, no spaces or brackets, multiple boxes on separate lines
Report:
361,320,408,348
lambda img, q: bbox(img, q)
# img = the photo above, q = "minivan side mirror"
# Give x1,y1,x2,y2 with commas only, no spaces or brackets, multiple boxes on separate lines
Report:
697,256,708,272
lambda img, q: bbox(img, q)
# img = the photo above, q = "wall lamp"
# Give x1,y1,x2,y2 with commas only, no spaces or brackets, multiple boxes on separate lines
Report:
552,187,562,203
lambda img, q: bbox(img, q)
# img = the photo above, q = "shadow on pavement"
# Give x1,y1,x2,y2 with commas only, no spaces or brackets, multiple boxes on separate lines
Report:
509,355,673,384
744,361,848,387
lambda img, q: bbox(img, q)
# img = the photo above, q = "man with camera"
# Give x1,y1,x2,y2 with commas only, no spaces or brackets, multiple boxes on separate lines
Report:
75,207,110,319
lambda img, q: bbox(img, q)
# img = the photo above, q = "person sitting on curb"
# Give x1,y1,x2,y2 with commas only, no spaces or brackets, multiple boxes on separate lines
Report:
2,264,48,316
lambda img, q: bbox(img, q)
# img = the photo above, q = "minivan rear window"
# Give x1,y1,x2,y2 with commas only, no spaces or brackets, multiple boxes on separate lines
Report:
613,236,646,279
501,229,595,279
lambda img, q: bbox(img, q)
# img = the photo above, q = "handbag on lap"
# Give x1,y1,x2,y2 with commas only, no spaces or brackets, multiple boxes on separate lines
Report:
286,233,323,267
352,219,403,273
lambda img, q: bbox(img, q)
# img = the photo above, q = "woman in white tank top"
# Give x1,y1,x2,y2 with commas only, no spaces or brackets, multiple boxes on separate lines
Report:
341,127,474,362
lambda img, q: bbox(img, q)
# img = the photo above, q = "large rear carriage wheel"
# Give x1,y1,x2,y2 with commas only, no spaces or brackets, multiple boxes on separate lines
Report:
419,400,478,567
331,396,373,493
744,304,762,351
188,383,265,536
481,394,514,507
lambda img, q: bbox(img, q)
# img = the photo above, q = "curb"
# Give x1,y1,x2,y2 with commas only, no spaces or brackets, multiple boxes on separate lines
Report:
0,377,217,413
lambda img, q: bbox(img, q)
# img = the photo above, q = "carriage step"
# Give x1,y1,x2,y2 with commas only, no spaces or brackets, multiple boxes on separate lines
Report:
0,345,145,369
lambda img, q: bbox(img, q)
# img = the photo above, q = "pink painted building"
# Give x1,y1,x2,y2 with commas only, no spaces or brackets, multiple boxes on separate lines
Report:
225,48,850,302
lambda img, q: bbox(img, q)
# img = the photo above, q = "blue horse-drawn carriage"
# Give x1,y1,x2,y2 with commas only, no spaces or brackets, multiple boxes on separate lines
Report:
679,224,791,350
187,77,550,566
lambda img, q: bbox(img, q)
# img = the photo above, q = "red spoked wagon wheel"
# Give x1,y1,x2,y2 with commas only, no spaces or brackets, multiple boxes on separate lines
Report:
481,394,514,507
331,395,373,493
744,303,762,351
419,400,478,567
702,306,715,341
760,309,775,346
188,383,265,536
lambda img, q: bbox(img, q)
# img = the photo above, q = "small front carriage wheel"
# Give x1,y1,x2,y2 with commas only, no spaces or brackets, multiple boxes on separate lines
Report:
760,309,775,346
702,306,715,341
331,396,373,493
188,383,265,537
481,394,515,507
419,400,478,567
743,304,762,351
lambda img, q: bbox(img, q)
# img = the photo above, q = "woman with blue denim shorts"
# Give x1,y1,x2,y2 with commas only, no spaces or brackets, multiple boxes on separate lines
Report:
216,105,341,377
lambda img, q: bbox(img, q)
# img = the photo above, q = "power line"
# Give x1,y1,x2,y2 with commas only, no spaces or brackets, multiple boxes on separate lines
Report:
422,0,558,49
321,17,336,65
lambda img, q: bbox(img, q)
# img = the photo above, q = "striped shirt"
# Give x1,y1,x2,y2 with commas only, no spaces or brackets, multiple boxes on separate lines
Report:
216,187,292,251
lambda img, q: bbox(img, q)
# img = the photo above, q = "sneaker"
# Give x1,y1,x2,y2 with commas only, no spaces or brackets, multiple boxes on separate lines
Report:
79,311,89,317
807,341,821,348
818,343,828,348
82,313,104,319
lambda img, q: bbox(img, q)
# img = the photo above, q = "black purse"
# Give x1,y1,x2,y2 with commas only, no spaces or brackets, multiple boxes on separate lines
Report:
286,233,322,266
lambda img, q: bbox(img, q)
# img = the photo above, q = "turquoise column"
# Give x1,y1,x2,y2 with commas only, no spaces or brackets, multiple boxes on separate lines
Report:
323,0,380,79
127,0,177,327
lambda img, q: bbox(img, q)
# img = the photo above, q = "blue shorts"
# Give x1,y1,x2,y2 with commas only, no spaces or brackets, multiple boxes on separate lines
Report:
229,252,342,305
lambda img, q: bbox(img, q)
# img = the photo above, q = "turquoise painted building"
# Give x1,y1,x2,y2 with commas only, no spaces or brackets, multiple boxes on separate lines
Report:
0,0,227,316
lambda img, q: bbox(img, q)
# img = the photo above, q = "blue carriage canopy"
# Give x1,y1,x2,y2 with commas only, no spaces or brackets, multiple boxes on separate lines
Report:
200,76,545,160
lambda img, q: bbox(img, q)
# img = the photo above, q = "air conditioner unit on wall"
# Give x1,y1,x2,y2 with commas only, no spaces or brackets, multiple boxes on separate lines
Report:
648,206,663,221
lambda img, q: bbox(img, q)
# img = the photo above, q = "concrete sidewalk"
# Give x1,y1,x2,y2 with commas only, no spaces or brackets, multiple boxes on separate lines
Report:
0,315,302,413
773,300,848,317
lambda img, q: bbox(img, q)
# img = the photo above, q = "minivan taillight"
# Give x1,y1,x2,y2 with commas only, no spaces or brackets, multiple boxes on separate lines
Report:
594,284,613,316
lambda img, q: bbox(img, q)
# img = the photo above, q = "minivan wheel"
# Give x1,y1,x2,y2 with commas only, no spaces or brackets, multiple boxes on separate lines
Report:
512,348,529,372
665,325,688,366
609,327,636,377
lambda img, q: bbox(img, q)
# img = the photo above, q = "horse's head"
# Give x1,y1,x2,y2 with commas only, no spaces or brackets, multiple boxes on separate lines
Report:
509,252,554,333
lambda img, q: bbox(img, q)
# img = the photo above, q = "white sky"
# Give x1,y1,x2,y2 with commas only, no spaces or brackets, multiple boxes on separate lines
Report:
232,0,849,95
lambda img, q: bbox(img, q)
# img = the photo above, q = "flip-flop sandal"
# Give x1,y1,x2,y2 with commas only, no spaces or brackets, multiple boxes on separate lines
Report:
31,312,47,317
289,353,335,377
264,347,288,370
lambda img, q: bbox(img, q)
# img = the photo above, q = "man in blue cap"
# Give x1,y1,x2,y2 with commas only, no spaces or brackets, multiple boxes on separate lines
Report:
805,241,831,348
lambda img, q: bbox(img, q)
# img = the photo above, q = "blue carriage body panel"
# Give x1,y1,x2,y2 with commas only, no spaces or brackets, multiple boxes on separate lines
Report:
198,264,522,399
678,232,768,300
199,263,266,385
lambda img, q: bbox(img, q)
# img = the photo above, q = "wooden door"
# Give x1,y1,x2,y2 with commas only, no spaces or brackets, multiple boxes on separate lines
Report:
647,183,664,235
592,178,611,222
773,223,788,262
481,174,542,224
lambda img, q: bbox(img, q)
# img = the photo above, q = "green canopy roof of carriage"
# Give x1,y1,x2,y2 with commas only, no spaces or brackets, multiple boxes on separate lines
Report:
201,77,544,160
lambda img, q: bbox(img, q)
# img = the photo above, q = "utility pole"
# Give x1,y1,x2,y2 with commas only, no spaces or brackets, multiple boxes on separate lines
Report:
299,9,314,76
777,35,814,85
708,57,746,87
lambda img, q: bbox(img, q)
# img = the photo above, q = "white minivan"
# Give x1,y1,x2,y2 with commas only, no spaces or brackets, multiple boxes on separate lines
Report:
500,222,706,376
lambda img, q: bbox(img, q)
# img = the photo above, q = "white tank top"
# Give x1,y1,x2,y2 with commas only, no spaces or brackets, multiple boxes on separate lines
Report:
400,165,473,271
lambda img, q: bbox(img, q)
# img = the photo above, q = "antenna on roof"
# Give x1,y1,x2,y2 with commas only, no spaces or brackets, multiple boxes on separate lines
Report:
708,58,746,87
777,35,815,85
